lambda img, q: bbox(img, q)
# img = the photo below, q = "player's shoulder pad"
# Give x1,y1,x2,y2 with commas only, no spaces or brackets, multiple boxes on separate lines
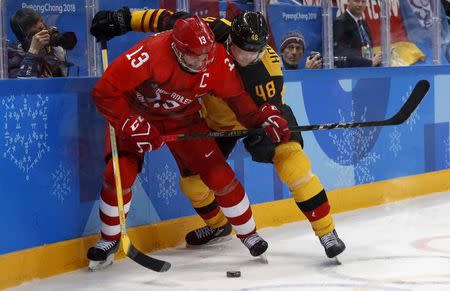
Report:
208,18,231,44
261,45,283,76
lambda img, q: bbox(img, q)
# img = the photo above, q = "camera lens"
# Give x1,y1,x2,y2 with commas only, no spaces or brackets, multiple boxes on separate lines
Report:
49,32,77,50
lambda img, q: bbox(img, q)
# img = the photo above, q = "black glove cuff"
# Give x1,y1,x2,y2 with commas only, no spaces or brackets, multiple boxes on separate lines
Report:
114,6,132,34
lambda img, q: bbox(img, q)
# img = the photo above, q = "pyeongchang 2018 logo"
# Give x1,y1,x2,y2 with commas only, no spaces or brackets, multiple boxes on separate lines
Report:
282,12,318,21
21,2,77,14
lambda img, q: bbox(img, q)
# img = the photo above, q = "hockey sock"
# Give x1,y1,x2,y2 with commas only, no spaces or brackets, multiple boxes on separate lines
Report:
273,142,335,237
180,175,228,229
211,176,256,239
100,155,139,240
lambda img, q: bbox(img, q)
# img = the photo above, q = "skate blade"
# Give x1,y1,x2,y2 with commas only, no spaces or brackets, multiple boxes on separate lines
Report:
258,254,269,264
206,235,232,245
88,254,114,271
331,256,342,265
186,235,232,248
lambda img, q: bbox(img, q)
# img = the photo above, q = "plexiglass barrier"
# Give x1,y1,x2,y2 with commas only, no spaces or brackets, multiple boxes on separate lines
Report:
270,0,442,69
0,0,157,78
267,2,326,70
2,0,93,78
1,0,449,78
0,0,7,79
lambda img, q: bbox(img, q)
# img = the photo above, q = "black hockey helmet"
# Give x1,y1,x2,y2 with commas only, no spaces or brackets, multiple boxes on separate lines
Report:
230,11,269,52
10,8,42,44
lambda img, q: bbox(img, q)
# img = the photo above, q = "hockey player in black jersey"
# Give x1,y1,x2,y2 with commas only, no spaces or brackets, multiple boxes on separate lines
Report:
89,7,345,264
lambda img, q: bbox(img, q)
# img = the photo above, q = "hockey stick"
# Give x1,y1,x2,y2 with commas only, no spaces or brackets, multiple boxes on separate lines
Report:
161,79,430,142
100,40,171,272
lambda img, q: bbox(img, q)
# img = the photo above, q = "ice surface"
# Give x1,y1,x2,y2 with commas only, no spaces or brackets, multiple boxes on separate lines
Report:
9,191,450,291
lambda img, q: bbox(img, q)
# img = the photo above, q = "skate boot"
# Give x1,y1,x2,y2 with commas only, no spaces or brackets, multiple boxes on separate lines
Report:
87,239,120,271
319,229,346,258
241,233,268,257
185,222,232,246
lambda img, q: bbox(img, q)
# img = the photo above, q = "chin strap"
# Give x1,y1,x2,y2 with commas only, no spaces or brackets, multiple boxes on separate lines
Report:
171,42,204,73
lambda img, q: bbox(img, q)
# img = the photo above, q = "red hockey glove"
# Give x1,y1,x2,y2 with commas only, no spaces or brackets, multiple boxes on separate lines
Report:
120,115,164,153
259,104,291,143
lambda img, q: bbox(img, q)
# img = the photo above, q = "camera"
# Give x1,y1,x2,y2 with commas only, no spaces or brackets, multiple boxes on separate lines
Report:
306,51,351,68
48,27,77,50
308,51,322,60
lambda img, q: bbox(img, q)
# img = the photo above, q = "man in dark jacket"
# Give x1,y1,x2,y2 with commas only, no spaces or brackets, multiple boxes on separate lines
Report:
443,0,450,24
8,8,76,78
333,0,382,68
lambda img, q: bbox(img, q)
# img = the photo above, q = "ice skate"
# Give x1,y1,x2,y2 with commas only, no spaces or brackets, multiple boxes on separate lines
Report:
241,233,269,263
87,239,120,271
185,222,232,246
319,229,346,261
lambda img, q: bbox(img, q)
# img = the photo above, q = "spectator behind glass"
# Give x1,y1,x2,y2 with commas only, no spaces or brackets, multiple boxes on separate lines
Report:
333,0,382,68
443,0,450,24
8,8,77,78
280,31,322,70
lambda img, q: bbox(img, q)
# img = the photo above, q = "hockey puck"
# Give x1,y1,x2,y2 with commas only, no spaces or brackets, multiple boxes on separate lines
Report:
226,271,241,278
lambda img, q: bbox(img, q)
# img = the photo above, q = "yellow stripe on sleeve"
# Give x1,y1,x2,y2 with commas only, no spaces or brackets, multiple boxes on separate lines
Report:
219,18,231,26
152,9,165,32
142,10,153,32
130,10,149,32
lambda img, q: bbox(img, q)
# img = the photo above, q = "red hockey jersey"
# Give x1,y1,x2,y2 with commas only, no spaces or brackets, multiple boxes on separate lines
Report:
93,31,262,129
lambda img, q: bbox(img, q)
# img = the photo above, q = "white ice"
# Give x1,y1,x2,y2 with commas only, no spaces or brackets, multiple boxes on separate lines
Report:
9,190,450,291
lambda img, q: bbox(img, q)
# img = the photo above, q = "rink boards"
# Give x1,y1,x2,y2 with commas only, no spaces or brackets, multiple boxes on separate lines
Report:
0,66,450,289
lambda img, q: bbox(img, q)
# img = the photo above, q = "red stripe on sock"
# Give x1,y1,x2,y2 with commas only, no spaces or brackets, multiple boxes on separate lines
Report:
100,211,129,225
304,201,330,222
101,232,121,241
215,183,245,208
198,206,220,220
227,207,253,226
100,211,119,225
236,228,256,239
101,188,131,206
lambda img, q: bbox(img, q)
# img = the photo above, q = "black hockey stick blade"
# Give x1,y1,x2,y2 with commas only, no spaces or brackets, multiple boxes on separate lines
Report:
161,80,430,141
387,79,430,125
127,243,171,272
289,79,431,131
123,236,171,272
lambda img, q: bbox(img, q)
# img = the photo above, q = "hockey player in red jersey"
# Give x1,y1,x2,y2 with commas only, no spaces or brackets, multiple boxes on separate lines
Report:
87,16,291,268
90,8,346,261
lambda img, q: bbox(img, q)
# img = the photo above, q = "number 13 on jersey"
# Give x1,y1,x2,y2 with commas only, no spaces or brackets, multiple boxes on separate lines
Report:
126,46,150,68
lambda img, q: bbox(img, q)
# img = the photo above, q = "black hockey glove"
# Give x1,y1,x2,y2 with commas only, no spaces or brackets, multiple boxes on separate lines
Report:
90,7,131,42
